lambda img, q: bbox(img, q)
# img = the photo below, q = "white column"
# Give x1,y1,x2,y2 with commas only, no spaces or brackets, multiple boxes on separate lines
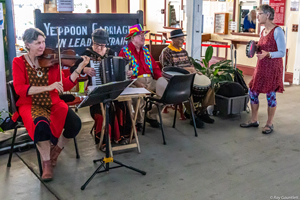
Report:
0,30,9,117
186,0,203,60
293,14,300,85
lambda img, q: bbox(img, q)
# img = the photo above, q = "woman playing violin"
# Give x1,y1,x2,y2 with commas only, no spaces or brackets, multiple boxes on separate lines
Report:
12,28,90,182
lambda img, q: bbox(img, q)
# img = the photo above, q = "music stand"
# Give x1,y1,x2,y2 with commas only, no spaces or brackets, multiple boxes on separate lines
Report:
78,80,146,190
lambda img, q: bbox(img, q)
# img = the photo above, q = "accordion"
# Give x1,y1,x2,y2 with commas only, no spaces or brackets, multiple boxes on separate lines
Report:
91,56,129,86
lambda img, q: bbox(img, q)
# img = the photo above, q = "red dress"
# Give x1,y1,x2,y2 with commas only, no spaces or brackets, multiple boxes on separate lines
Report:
249,26,284,94
12,56,77,141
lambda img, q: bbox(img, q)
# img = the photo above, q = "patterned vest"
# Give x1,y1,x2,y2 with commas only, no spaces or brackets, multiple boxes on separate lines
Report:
122,45,153,76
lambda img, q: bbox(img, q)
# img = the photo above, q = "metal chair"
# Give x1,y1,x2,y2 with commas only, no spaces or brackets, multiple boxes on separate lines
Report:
6,81,80,176
142,74,198,145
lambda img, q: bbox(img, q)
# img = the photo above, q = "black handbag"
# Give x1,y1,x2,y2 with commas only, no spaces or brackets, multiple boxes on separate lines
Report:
0,117,18,131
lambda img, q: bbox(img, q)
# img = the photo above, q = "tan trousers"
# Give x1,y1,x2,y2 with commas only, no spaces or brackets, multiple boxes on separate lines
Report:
185,88,215,114
131,77,159,124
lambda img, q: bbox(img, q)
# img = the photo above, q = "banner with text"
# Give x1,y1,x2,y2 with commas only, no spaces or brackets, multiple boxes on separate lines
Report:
34,9,143,54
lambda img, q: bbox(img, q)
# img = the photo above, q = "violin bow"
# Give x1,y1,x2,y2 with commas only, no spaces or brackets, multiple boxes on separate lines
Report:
56,27,63,84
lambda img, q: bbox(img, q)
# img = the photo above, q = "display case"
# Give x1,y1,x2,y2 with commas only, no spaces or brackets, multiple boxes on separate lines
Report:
214,13,229,35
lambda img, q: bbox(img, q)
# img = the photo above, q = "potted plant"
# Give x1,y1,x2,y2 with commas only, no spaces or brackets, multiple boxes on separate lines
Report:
189,46,243,92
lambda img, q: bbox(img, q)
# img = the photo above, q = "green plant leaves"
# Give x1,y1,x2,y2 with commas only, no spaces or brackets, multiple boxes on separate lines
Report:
213,69,219,76
189,47,244,92
205,46,213,63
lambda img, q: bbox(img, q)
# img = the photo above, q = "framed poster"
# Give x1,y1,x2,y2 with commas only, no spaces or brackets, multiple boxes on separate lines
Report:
291,0,299,11
214,13,229,35
269,0,286,26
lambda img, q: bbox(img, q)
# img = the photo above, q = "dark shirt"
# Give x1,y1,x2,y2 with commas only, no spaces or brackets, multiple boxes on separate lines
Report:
70,47,115,85
243,15,256,32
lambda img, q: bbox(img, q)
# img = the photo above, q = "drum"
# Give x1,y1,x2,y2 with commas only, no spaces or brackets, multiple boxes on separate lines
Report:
192,74,211,102
246,40,257,58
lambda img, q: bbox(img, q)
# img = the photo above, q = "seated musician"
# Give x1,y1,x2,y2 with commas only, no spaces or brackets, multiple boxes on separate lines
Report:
12,28,90,181
159,29,215,128
70,29,132,148
119,24,162,131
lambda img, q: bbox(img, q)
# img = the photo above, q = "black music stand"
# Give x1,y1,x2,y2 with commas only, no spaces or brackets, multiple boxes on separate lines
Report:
77,80,146,190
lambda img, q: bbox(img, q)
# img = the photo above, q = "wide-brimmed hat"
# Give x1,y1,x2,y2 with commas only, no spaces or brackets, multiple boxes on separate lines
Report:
125,24,150,40
92,28,109,44
169,29,187,39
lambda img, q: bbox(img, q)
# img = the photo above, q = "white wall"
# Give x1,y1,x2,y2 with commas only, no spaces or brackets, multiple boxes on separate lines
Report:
145,0,165,33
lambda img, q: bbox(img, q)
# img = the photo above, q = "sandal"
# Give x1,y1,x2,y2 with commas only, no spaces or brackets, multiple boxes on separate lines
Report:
262,124,274,134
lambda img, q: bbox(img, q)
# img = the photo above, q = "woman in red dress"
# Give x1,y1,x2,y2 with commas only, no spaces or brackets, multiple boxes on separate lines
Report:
240,5,286,134
12,28,89,181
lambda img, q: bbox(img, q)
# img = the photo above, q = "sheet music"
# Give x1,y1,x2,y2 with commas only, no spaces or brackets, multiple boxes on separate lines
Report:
90,60,101,86
120,88,151,95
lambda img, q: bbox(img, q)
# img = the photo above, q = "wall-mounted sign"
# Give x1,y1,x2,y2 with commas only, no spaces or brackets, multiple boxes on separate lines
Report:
57,0,74,12
269,0,286,26
291,0,299,11
218,2,227,12
229,21,237,30
262,0,270,4
0,3,4,29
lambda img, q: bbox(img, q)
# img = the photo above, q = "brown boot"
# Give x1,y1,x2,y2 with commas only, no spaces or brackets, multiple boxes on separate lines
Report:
41,160,53,182
50,145,63,167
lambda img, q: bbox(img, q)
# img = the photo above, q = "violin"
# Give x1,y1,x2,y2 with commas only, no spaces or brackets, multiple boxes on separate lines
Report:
38,48,102,68
38,48,79,68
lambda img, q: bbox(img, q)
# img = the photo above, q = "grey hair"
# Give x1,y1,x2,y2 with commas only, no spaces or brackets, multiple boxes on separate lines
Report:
22,28,46,50
248,10,256,24
258,4,275,21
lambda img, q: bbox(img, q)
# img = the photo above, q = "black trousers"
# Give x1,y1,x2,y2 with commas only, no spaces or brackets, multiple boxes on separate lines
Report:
34,108,81,144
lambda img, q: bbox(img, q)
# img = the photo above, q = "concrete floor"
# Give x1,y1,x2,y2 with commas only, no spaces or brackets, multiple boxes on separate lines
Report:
1,77,300,200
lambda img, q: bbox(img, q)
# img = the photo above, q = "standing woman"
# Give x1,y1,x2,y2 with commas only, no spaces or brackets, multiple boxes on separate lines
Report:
12,28,90,181
240,5,286,134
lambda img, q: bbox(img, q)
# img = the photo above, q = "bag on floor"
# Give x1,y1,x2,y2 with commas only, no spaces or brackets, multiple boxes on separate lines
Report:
0,117,18,131
216,82,246,98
